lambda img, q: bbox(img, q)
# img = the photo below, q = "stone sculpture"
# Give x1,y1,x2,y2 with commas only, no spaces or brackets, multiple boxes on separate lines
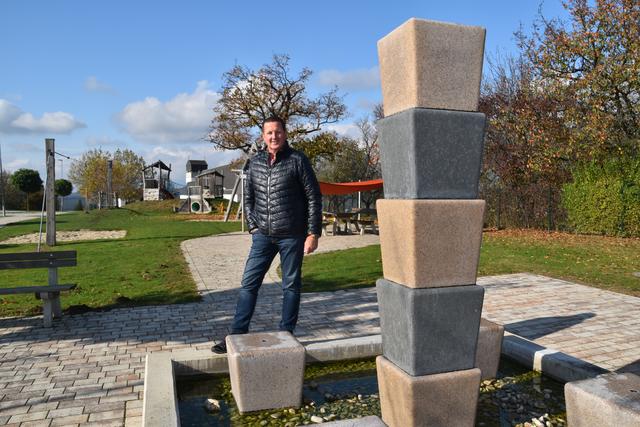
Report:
375,17,487,427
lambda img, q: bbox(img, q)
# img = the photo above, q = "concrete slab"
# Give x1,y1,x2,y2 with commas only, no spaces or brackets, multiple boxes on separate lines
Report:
377,279,484,375
501,333,608,383
378,18,485,115
565,373,640,427
227,332,305,413
476,318,504,380
377,356,480,427
378,108,486,199
377,199,485,288
322,415,386,426
141,353,179,427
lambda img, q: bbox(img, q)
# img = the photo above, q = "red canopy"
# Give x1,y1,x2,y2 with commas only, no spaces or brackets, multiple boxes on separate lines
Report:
319,179,383,195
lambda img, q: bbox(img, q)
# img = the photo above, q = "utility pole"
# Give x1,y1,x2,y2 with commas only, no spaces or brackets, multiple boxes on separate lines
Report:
45,139,56,246
0,143,6,217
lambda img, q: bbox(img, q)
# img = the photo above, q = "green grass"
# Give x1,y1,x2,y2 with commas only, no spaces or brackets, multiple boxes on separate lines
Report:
0,201,240,317
301,229,640,296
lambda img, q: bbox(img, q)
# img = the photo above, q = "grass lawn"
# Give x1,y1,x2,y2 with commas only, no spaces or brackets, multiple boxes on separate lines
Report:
0,201,240,317
301,229,640,297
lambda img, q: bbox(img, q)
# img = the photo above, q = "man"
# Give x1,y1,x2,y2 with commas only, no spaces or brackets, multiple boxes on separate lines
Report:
212,116,322,354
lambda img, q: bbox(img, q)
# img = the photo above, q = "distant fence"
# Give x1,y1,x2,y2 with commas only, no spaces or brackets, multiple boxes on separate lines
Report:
480,185,567,231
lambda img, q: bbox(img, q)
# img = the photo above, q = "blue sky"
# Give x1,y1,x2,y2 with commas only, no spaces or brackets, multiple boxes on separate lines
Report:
0,0,569,185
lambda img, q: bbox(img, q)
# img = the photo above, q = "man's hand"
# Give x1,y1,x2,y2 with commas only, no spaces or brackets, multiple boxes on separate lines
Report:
304,234,319,255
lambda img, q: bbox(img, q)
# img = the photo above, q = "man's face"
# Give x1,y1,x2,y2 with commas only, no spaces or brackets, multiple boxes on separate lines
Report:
262,121,286,154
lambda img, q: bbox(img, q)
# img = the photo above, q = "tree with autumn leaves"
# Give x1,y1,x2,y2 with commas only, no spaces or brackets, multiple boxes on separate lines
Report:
481,0,639,232
68,149,145,204
519,0,639,159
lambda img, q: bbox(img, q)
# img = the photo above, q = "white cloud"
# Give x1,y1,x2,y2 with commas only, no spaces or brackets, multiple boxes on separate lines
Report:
0,99,86,134
6,158,30,170
116,81,220,144
84,76,115,94
0,100,21,129
325,123,362,139
12,143,40,152
86,135,126,148
12,111,86,133
356,98,380,112
317,67,380,91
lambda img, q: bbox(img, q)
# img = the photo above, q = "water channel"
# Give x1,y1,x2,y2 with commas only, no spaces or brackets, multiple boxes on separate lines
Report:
177,357,567,426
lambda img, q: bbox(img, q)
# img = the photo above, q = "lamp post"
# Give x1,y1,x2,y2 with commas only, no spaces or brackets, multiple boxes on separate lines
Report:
0,143,5,217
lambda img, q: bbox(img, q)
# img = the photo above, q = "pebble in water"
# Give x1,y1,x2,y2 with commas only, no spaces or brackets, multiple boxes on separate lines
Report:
204,398,221,412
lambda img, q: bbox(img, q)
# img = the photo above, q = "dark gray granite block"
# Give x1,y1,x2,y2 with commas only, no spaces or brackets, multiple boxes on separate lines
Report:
378,108,486,199
376,278,484,376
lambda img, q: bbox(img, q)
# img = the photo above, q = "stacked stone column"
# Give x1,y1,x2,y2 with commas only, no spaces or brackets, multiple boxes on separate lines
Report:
375,18,487,427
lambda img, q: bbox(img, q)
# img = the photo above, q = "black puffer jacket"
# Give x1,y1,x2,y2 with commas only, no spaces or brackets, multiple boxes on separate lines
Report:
244,144,322,237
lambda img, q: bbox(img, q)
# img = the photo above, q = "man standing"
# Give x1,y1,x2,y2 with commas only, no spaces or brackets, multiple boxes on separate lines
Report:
212,116,322,354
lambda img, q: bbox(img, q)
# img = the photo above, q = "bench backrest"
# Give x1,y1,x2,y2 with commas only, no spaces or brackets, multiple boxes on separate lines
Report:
0,251,77,270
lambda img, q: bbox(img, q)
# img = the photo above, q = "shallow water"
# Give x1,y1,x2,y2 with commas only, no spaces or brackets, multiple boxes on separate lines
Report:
177,357,566,426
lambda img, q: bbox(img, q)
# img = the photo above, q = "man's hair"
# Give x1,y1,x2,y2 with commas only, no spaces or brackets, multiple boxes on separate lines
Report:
262,115,286,131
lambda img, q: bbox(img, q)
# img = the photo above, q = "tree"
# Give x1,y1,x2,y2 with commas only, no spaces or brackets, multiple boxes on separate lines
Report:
68,149,145,204
480,55,572,189
55,178,72,211
479,53,574,228
2,172,26,210
10,169,42,211
518,0,640,159
54,179,72,197
209,54,347,154
112,149,146,201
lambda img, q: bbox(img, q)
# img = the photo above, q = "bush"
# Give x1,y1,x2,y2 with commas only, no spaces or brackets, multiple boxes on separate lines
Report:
562,157,640,236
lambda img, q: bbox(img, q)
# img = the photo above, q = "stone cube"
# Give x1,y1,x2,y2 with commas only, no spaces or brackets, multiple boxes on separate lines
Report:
378,108,486,199
377,279,484,376
377,199,485,287
377,356,480,427
378,18,485,115
476,318,504,380
227,331,305,413
565,372,640,427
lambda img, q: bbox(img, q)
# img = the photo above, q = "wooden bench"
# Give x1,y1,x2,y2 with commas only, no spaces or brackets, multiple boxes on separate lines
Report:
0,251,77,327
321,212,339,236
352,208,378,235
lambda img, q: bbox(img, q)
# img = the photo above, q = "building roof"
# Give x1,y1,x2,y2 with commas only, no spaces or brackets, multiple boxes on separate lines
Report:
186,160,208,172
195,169,224,178
144,160,171,171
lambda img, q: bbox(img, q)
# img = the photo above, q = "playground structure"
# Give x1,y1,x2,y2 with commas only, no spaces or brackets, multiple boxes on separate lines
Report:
142,160,174,201
176,185,213,214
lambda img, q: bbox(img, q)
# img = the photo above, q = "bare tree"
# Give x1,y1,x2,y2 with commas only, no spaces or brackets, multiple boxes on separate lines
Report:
209,54,347,153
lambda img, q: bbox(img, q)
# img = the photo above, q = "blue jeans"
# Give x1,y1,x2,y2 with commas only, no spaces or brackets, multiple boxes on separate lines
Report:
230,232,306,334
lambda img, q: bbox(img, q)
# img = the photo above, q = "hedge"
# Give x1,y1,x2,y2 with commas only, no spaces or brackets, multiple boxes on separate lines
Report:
562,156,640,236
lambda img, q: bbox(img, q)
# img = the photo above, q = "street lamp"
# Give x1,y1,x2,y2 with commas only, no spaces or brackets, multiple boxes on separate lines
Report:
0,143,5,217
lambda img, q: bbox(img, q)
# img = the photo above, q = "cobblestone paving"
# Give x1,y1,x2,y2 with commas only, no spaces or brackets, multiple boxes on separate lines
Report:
0,233,638,426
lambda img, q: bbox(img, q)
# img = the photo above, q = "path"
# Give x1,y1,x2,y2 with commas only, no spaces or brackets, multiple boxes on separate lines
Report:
0,232,639,426
0,212,71,228
181,232,380,298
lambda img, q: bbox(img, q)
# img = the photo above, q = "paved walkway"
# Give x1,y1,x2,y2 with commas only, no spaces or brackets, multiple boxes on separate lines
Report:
0,212,71,228
181,233,381,297
0,232,639,426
